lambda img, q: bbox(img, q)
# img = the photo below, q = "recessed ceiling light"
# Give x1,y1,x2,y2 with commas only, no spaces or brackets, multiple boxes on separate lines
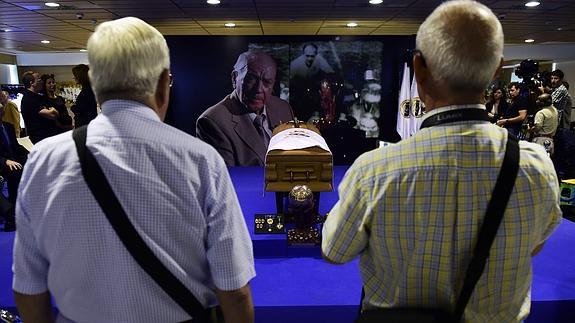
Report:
347,22,358,28
80,49,87,52
369,0,383,4
206,0,220,4
224,22,236,28
3,29,10,32
524,39,535,43
557,27,563,31
44,2,60,7
41,40,50,44
525,1,540,7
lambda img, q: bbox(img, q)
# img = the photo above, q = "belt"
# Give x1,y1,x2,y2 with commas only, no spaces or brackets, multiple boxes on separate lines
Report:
535,133,554,138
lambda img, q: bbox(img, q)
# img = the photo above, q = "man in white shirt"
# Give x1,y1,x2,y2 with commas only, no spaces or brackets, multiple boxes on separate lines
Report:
530,93,559,155
13,17,255,323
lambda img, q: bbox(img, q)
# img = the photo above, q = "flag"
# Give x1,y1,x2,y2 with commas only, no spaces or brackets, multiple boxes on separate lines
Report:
396,63,412,140
409,75,426,137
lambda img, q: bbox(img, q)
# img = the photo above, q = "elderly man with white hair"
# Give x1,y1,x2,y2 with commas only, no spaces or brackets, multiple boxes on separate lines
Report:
322,1,561,322
12,17,255,323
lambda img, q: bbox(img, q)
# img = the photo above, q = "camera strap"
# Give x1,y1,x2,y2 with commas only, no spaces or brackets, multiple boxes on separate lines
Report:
420,108,490,129
72,125,208,322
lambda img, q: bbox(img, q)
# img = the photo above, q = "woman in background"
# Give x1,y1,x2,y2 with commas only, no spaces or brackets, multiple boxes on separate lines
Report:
71,64,97,127
485,87,509,123
41,74,73,132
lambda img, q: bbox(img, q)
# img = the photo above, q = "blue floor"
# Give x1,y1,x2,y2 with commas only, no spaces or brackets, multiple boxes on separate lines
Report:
1,166,574,322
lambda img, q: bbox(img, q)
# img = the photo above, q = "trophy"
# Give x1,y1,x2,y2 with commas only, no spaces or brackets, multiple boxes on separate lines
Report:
285,185,322,245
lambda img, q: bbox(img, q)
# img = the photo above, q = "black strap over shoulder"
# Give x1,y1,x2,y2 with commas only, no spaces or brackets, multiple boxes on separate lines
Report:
419,108,491,129
452,134,520,321
72,125,207,322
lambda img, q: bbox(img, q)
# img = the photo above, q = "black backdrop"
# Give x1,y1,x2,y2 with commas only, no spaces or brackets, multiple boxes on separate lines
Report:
165,35,415,142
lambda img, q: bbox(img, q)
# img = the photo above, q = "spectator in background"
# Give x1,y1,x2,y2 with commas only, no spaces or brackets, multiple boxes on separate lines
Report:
551,69,572,129
0,91,21,137
71,64,98,127
485,87,509,123
0,103,28,231
529,93,558,155
20,71,60,143
497,82,527,137
322,1,561,322
41,74,73,132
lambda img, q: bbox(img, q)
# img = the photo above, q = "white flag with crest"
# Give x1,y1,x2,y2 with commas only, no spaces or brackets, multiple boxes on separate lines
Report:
396,63,412,140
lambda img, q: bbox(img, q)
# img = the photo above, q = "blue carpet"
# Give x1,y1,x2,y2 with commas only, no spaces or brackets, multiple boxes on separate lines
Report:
1,166,574,322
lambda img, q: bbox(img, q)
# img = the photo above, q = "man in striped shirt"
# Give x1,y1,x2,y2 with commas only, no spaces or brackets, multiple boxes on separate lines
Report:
322,1,562,322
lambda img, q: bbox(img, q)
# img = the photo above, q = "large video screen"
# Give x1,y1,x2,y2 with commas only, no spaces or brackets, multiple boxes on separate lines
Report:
166,36,414,166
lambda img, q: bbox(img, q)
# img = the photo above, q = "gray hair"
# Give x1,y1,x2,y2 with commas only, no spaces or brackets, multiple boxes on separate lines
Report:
416,0,503,94
87,17,170,99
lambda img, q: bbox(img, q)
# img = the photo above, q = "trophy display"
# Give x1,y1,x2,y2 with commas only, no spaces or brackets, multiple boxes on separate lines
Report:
254,119,333,246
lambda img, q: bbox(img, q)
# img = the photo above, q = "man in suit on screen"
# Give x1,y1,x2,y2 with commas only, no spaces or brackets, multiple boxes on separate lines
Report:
196,51,294,166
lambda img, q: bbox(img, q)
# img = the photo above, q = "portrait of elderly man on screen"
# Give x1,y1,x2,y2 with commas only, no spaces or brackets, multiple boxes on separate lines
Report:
196,51,294,166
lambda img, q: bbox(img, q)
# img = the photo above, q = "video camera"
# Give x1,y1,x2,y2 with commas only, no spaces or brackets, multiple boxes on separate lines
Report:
514,59,551,88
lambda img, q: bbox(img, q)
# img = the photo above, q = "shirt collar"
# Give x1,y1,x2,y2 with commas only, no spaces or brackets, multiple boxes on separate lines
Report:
100,99,161,122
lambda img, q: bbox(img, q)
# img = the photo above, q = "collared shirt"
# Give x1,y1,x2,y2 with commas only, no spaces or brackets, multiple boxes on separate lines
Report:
248,106,273,138
13,100,256,322
552,84,570,112
322,104,562,322
533,105,558,136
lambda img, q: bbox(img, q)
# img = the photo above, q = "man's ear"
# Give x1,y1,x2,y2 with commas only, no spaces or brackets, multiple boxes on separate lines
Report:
231,71,237,89
413,52,429,103
413,52,427,88
155,69,171,121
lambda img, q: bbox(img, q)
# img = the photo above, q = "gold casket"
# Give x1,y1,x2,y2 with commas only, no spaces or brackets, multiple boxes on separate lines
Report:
265,121,333,192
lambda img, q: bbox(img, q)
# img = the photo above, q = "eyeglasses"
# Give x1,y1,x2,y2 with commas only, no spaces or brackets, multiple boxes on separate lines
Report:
169,73,173,88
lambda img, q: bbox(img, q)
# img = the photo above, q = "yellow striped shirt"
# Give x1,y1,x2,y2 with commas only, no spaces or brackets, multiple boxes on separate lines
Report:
322,105,562,322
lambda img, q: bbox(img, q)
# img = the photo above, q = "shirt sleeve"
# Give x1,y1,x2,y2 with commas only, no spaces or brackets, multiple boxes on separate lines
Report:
321,163,370,263
535,155,562,246
533,111,544,127
12,196,50,294
204,156,255,291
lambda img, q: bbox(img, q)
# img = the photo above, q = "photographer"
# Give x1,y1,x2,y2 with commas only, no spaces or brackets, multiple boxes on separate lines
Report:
497,82,527,137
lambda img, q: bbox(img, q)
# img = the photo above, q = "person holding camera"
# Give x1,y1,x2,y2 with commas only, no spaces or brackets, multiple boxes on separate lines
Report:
497,82,527,137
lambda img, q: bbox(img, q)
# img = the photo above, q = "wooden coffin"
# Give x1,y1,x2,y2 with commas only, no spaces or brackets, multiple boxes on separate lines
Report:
265,122,333,192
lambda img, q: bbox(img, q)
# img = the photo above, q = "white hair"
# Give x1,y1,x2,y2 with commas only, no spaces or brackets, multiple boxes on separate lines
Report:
416,0,503,93
87,17,170,99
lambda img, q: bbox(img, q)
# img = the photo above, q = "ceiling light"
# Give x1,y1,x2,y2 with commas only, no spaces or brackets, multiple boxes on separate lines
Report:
206,0,220,4
524,1,540,7
346,22,358,28
556,27,563,31
224,22,236,27
80,49,87,52
41,40,50,44
44,2,60,7
369,0,383,4
524,39,535,43
3,29,10,32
